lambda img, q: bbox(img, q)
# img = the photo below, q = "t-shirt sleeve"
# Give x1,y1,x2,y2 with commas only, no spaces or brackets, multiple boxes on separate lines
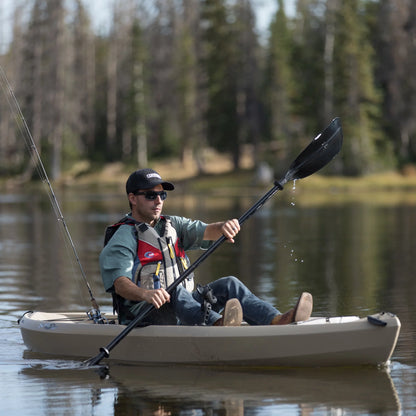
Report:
169,216,211,250
99,224,137,292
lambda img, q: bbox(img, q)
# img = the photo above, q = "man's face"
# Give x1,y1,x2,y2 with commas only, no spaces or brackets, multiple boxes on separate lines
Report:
128,184,165,225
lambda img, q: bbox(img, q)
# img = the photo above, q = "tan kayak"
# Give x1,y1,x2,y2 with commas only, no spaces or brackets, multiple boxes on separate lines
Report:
19,311,400,367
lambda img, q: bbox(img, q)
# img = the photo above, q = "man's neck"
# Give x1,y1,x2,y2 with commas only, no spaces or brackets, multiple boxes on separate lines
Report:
129,213,159,227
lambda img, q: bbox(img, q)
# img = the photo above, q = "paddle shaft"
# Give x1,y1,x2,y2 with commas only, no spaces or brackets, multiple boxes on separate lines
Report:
87,181,284,366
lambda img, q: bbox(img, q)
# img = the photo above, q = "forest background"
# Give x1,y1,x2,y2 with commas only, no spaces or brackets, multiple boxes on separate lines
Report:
0,0,415,185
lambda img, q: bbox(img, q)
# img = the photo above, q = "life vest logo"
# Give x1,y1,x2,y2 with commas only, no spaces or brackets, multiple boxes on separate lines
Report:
144,251,156,259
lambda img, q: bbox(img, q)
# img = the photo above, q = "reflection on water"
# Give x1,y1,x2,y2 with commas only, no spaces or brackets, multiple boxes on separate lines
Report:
1,186,416,414
17,360,403,415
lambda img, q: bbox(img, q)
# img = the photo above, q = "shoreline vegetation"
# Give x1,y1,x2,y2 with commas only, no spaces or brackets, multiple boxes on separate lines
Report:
3,148,416,203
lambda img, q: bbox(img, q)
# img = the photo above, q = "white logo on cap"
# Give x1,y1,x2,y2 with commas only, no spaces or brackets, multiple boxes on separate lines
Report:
147,173,161,179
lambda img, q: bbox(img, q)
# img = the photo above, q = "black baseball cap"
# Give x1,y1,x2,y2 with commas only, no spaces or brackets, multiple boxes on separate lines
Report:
126,168,174,194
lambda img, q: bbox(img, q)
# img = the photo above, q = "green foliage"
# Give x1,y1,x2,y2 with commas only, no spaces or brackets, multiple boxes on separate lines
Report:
290,0,326,133
1,0,415,180
333,0,390,175
263,0,295,142
200,0,238,152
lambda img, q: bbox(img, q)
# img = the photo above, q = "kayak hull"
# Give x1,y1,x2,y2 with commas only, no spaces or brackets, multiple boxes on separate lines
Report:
19,311,401,367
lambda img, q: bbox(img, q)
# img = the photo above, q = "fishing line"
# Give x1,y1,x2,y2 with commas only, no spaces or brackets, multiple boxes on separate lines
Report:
0,65,105,323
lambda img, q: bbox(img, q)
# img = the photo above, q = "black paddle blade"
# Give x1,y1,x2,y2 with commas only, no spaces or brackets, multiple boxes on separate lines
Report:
279,117,342,185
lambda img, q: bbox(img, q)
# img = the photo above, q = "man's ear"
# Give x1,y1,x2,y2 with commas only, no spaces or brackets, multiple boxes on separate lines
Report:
128,193,136,206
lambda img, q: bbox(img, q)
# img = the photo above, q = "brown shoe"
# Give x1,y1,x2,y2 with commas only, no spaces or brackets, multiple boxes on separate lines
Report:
271,292,313,325
214,298,243,326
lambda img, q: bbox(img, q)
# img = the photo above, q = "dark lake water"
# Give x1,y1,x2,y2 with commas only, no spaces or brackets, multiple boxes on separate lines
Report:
1,181,416,415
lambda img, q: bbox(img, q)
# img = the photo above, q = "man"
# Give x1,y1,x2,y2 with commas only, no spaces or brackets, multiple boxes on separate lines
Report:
100,168,313,326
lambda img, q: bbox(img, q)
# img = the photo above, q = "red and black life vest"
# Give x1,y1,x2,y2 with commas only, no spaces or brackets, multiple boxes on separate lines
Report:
104,215,194,292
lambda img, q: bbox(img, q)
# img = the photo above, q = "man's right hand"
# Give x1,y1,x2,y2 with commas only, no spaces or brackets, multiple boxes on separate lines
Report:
143,288,171,309
114,276,170,308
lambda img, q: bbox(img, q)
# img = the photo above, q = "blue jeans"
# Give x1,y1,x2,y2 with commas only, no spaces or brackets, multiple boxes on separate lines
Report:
172,276,279,325
126,276,280,326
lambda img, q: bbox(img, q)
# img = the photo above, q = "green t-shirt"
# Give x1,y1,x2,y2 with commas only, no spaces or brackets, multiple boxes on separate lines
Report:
99,215,210,292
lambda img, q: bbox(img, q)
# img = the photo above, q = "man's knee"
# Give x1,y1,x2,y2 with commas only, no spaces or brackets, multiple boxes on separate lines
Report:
222,275,244,289
217,275,239,284
214,276,248,298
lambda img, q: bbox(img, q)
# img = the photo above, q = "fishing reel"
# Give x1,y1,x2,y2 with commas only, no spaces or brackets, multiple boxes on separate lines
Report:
196,284,217,325
87,308,108,324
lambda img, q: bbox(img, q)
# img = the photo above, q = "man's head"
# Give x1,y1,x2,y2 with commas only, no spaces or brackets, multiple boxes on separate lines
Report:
126,169,174,225
126,168,174,194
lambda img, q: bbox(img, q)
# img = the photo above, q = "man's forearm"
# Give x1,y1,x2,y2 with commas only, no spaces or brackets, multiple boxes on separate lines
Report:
203,219,240,242
113,275,171,309
114,276,147,302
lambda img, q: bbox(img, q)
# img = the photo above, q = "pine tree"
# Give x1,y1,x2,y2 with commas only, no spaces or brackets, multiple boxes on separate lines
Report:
72,0,95,156
19,0,68,180
291,0,326,134
200,0,239,166
174,0,200,169
333,0,387,175
232,0,261,169
130,17,148,167
264,0,295,148
376,0,416,165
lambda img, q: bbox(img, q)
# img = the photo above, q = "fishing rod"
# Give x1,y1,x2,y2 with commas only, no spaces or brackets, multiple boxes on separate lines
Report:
0,65,105,324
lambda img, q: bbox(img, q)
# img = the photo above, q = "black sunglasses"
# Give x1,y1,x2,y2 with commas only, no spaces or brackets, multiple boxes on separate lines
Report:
134,190,167,201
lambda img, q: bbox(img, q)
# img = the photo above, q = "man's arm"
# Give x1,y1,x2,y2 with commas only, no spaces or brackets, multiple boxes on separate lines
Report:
114,276,170,309
203,218,240,243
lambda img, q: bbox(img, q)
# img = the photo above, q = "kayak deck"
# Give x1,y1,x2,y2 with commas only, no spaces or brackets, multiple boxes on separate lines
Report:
19,311,401,367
